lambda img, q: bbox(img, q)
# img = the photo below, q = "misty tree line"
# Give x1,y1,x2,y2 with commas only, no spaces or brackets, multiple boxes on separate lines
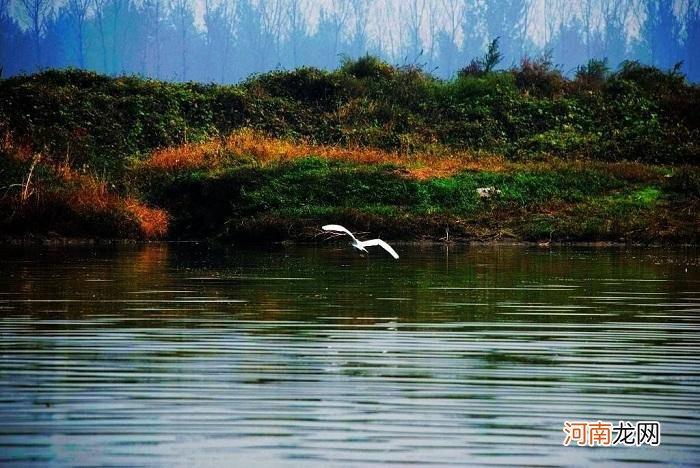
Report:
1,0,699,83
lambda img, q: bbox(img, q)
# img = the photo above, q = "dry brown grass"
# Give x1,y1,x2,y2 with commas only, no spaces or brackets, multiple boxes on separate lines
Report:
55,174,169,238
3,143,168,238
593,160,664,182
1,128,33,161
141,128,508,179
143,129,664,181
510,157,664,182
123,198,169,238
63,172,169,238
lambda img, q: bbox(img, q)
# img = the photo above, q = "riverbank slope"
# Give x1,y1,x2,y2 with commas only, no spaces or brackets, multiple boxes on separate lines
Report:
1,60,698,243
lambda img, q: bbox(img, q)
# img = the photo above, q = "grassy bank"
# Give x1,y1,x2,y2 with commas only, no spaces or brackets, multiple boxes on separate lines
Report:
131,131,697,243
0,59,698,243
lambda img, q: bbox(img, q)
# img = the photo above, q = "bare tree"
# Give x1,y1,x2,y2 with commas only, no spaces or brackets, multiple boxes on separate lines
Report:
404,0,427,63
579,0,599,59
440,0,464,48
326,0,352,59
640,0,676,67
424,0,441,68
460,0,487,58
483,0,528,65
600,0,633,65
349,0,371,57
434,0,465,75
17,0,52,67
170,0,192,80
204,0,236,81
92,0,108,71
146,0,164,77
285,0,308,67
255,0,285,67
543,0,551,46
375,0,399,59
67,0,91,68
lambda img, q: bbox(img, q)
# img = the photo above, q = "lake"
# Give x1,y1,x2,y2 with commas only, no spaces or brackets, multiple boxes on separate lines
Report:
0,243,698,466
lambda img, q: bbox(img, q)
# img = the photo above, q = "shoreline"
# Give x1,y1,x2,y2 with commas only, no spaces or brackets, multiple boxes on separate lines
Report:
2,236,697,248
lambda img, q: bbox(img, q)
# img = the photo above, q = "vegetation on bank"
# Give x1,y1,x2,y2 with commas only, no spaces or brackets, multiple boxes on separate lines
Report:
0,55,698,242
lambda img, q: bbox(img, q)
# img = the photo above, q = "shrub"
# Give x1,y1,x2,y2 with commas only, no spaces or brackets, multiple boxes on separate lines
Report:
243,67,356,111
340,54,395,80
614,60,686,95
459,37,502,77
575,58,609,90
512,53,567,97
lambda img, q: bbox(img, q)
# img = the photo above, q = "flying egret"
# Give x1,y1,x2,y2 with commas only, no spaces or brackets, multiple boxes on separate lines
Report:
322,224,399,259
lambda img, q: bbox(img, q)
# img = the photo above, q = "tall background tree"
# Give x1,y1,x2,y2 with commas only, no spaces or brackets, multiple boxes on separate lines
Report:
203,0,236,82
67,0,90,68
484,0,529,66
17,0,52,68
643,0,681,69
685,0,700,79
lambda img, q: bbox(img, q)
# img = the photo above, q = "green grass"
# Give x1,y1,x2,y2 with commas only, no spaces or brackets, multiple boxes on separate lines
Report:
131,156,692,242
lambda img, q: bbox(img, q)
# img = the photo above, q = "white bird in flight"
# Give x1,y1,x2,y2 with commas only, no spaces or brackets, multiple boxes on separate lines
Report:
322,224,399,259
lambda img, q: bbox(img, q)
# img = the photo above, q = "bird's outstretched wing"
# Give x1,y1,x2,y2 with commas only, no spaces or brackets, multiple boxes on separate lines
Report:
358,239,399,259
322,224,358,242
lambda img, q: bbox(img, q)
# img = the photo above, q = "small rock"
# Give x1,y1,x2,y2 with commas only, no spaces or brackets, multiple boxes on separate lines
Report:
476,186,502,198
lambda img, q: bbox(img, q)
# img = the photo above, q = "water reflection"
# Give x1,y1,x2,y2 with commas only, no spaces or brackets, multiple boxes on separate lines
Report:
0,243,698,465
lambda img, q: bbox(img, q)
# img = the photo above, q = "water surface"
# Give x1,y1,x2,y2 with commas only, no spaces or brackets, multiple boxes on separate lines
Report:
1,244,698,466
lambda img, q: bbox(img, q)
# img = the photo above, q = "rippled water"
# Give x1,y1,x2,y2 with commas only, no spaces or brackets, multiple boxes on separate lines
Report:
0,243,698,466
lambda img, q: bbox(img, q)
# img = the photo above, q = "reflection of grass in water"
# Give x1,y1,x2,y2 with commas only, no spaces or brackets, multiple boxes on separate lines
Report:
4,243,688,331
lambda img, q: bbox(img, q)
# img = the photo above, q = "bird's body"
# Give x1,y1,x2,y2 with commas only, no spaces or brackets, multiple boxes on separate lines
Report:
322,224,399,259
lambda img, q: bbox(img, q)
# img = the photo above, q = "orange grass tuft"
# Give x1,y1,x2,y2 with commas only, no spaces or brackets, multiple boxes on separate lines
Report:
141,129,507,179
597,161,662,182
144,139,229,170
124,198,169,238
65,174,169,238
3,133,169,239
7,157,168,238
